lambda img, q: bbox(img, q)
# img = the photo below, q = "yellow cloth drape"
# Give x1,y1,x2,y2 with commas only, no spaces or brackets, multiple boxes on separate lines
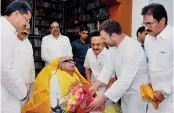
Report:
140,84,159,109
22,57,91,113
56,69,81,97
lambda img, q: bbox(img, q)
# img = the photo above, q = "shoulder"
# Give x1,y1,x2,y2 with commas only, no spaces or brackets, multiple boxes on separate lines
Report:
164,25,173,40
42,34,51,41
102,48,109,54
166,24,173,31
24,38,32,46
60,35,70,41
23,38,30,43
124,36,140,49
124,36,142,56
86,48,93,55
144,34,152,46
86,48,95,60
71,39,79,45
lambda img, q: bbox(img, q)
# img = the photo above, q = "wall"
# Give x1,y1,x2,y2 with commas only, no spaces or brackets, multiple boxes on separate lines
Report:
131,0,149,39
149,0,173,26
109,0,132,37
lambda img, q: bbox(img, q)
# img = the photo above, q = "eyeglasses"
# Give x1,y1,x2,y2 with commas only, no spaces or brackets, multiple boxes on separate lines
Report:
21,14,30,23
141,20,157,28
62,59,76,64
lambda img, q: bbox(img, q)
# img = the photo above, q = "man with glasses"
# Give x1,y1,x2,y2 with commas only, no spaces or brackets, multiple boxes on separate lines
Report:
141,3,173,113
41,21,73,66
71,25,91,78
1,1,32,113
22,56,92,113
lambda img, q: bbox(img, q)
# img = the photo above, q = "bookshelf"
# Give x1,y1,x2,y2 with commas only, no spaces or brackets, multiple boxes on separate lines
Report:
64,0,114,40
28,0,65,75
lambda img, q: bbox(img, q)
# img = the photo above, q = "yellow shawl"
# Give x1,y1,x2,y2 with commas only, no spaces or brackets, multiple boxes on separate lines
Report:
140,84,159,109
22,57,91,113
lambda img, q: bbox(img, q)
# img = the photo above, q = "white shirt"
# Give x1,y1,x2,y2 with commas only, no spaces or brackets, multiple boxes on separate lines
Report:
98,36,149,102
84,48,111,83
1,16,27,113
23,38,35,83
144,25,173,112
84,48,114,107
41,34,73,66
145,25,173,94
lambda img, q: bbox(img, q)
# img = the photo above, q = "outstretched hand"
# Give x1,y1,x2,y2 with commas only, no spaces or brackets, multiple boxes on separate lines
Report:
85,95,107,112
89,85,98,96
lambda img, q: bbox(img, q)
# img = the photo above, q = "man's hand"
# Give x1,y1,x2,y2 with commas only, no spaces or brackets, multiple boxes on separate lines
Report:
85,95,107,112
89,85,98,96
153,90,165,103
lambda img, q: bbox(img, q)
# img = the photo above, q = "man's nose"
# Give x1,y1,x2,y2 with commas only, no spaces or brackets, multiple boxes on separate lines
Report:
145,26,150,31
94,45,98,49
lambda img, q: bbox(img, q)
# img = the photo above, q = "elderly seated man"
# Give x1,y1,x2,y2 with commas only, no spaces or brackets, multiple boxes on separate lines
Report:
22,56,93,113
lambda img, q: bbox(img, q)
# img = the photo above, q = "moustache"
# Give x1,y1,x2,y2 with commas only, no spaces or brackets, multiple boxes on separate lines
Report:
21,32,27,35
93,49,99,51
146,29,152,32
54,30,58,32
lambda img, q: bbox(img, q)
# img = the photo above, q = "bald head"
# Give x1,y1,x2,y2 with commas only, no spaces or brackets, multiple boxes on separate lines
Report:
17,23,30,40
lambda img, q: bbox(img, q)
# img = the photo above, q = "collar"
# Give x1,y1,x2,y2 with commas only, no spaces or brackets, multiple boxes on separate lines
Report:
2,16,16,34
51,33,61,39
156,25,169,40
117,35,128,49
77,38,90,44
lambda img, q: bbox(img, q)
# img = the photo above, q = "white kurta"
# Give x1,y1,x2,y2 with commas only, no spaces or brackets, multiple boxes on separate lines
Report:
84,48,114,106
1,16,27,113
23,38,35,84
84,48,111,83
41,34,73,66
20,38,35,106
144,25,173,113
98,36,149,113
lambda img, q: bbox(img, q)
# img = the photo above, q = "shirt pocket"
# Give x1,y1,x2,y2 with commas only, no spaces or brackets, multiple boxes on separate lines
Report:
156,49,173,69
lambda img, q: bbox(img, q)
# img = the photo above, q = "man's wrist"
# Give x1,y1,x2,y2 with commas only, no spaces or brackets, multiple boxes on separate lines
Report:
94,80,102,89
102,94,108,103
93,84,98,91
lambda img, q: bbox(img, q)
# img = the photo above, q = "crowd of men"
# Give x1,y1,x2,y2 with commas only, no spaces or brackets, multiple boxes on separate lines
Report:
1,0,173,113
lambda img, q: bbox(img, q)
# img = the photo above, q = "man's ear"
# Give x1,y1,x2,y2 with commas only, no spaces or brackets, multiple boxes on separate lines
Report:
111,33,118,40
12,10,19,17
60,63,65,70
138,32,141,37
79,31,81,35
160,17,166,25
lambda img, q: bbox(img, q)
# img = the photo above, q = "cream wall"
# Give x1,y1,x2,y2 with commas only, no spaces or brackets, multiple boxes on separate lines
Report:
131,0,149,39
